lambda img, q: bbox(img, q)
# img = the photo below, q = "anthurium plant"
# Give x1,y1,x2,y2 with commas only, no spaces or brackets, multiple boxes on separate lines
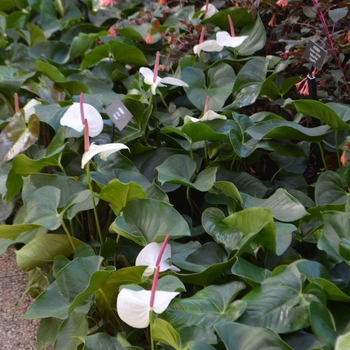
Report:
1,0,350,349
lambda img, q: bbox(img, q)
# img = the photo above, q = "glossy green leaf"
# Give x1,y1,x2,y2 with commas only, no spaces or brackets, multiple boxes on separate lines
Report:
202,207,245,251
0,66,35,94
318,211,350,263
247,119,330,142
152,318,180,350
190,343,216,350
309,301,338,346
232,257,271,287
0,113,39,162
203,7,254,28
21,186,63,229
297,260,350,302
182,63,235,111
27,22,48,45
215,322,293,350
180,122,229,143
95,266,146,316
108,39,148,66
16,234,83,271
37,317,62,350
99,179,146,216
54,310,87,350
227,57,268,109
224,207,277,253
56,256,103,302
238,262,319,333
238,16,266,56
156,154,217,192
6,143,66,201
242,188,308,222
24,280,77,319
290,99,350,130
172,241,228,273
23,173,86,208
110,199,191,246
339,238,350,261
69,268,115,313
160,282,246,329
0,223,42,240
80,333,128,350
29,41,69,64
315,171,350,208
81,44,109,70
35,60,66,82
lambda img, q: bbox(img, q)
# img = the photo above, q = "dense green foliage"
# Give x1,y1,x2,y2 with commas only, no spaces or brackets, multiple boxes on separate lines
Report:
1,0,350,349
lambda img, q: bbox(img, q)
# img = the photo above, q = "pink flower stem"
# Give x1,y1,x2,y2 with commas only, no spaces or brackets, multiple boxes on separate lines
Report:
199,26,205,44
149,265,160,308
205,0,209,13
14,93,19,113
153,51,160,83
84,119,90,152
204,96,210,114
80,93,89,152
79,92,85,125
155,235,169,266
150,235,170,308
228,15,235,37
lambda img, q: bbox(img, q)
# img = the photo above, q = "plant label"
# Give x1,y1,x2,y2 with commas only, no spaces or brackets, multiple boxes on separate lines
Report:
303,40,327,69
105,97,133,131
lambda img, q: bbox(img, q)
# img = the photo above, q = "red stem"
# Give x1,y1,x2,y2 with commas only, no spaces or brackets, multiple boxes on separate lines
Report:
228,15,235,37
84,119,89,152
79,93,85,125
153,51,160,83
205,0,209,13
14,93,19,113
199,26,205,44
155,235,169,267
204,96,210,114
149,265,160,308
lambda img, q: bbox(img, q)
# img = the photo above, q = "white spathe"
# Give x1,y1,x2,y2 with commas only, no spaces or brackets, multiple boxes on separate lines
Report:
81,142,129,168
60,102,103,137
194,32,249,55
139,67,189,95
117,288,179,328
216,31,249,48
200,3,218,18
135,242,180,277
184,110,227,123
23,99,42,123
193,40,223,55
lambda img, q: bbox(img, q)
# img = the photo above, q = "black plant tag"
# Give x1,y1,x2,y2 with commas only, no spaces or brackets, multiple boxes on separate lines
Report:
303,40,327,69
105,97,133,131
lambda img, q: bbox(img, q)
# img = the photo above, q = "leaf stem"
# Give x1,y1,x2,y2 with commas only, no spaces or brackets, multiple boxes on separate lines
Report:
86,161,104,244
61,220,76,250
317,141,328,170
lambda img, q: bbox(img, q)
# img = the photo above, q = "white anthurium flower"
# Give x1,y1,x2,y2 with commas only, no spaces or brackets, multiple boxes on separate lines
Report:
193,39,224,55
81,142,129,168
200,3,218,18
140,67,189,95
194,33,248,55
23,99,42,123
135,242,180,277
216,31,249,48
60,102,103,137
184,110,227,123
117,288,179,328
